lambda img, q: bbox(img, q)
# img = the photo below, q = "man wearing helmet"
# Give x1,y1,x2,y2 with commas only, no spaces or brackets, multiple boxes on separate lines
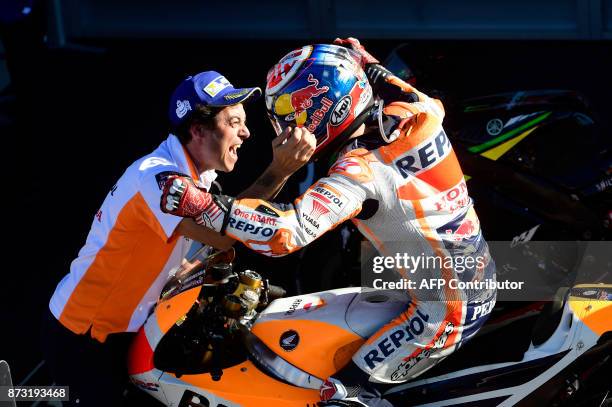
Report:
161,41,496,406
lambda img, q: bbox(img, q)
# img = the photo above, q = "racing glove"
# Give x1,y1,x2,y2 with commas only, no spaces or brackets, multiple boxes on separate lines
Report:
161,176,233,233
333,37,380,65
333,37,418,104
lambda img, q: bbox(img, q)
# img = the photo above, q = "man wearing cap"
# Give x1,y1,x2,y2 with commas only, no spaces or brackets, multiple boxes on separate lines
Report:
42,71,315,406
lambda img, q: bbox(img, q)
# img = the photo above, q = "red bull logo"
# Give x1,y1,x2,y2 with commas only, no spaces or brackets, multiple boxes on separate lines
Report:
441,211,480,242
446,219,476,241
274,74,329,126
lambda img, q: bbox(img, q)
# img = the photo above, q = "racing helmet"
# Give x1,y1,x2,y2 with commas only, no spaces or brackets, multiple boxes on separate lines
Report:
265,44,374,156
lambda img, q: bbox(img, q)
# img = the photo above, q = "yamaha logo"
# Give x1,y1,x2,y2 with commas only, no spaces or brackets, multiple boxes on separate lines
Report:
330,95,352,126
486,118,504,136
279,330,300,351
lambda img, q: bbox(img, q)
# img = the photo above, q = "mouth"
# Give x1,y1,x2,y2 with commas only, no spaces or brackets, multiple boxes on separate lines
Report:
228,144,241,160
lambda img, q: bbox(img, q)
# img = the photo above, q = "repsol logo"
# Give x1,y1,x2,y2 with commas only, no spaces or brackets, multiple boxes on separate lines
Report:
312,186,343,208
227,218,274,237
330,95,352,126
395,130,451,178
363,309,430,369
469,298,495,321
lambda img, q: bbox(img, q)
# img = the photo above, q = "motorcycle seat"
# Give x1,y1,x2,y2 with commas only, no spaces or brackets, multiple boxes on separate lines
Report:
345,289,412,338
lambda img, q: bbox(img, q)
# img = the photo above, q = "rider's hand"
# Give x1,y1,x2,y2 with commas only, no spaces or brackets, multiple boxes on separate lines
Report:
334,38,417,105
161,176,230,232
333,37,380,67
269,126,316,176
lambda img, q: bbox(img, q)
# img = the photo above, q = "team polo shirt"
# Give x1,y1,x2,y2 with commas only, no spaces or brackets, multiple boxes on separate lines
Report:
49,134,217,342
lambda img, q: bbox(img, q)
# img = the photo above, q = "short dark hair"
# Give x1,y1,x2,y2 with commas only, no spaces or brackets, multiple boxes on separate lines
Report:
172,104,224,144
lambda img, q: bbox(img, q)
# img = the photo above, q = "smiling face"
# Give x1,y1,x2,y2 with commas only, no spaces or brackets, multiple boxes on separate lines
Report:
186,104,250,173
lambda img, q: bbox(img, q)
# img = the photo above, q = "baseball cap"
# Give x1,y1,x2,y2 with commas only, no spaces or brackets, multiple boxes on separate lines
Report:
169,71,262,126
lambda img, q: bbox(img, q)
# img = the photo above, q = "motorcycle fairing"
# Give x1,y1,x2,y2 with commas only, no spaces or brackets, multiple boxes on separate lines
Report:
128,288,200,405
250,288,411,379
159,360,320,406
251,287,364,379
383,284,612,406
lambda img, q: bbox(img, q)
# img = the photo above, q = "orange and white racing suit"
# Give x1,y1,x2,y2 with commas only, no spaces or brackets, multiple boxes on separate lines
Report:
179,82,497,383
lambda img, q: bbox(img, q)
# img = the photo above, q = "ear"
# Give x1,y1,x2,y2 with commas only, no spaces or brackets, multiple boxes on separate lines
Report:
189,123,207,140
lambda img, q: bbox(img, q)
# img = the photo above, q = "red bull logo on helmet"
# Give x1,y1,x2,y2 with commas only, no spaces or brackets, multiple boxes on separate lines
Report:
274,74,330,126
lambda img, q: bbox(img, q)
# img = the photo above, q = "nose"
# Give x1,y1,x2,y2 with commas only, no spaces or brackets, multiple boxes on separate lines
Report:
239,124,251,140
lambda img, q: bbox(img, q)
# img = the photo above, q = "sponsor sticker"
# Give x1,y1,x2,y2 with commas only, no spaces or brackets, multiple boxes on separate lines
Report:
227,217,275,238
486,118,504,136
308,200,330,220
175,100,192,119
394,129,452,178
155,171,189,190
234,208,277,226
309,184,344,215
389,322,454,381
305,96,333,133
285,298,303,316
302,213,321,230
330,95,352,126
433,181,469,213
280,330,300,351
362,309,430,370
204,76,231,97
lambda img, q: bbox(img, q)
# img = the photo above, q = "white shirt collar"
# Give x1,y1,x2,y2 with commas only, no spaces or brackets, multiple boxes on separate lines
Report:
167,134,218,191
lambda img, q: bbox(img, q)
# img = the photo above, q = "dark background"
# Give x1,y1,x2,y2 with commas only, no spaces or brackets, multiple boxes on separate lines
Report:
0,0,611,399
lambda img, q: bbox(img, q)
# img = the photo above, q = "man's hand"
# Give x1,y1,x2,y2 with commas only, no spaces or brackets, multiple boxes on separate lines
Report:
334,37,380,66
269,126,316,176
236,126,315,201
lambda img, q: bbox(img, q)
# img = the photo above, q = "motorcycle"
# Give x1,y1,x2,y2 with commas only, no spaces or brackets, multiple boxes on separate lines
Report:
128,247,612,406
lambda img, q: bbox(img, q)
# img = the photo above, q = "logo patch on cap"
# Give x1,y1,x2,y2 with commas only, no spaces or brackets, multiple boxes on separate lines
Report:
175,100,192,119
204,76,231,97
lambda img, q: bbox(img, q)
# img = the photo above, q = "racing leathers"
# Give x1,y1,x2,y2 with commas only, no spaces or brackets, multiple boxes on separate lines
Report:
162,80,496,388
